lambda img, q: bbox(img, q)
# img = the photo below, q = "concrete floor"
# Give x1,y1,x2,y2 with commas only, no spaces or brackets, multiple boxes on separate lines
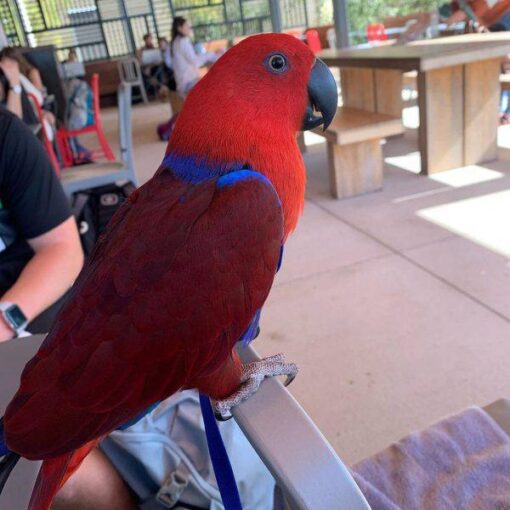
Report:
100,102,510,466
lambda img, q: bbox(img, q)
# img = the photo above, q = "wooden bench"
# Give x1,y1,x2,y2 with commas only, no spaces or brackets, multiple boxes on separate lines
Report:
314,107,404,199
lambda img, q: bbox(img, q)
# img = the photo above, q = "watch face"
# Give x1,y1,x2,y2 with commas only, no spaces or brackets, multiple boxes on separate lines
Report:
6,305,27,329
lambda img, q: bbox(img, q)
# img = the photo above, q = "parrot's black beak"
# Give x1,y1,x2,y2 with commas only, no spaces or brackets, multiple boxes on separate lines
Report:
301,58,338,132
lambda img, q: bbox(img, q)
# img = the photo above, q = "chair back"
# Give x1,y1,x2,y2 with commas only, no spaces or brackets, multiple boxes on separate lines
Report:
118,58,143,84
90,73,100,118
367,23,388,42
26,92,60,175
305,29,322,54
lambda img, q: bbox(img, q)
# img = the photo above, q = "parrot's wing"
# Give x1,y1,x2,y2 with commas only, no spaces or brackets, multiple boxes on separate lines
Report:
5,168,283,459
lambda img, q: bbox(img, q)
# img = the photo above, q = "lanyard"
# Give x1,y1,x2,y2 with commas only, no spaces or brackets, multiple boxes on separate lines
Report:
199,394,243,510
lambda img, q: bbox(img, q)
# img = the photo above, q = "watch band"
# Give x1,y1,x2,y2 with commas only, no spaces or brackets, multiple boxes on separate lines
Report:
9,84,22,95
0,302,28,337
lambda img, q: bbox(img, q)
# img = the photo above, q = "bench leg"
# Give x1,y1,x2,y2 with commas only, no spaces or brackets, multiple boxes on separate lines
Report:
327,140,383,199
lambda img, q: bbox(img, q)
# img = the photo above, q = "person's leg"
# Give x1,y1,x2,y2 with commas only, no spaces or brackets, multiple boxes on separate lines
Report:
52,447,138,510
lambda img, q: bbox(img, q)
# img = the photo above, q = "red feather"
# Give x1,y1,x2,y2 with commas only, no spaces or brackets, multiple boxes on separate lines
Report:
168,33,315,237
5,169,282,461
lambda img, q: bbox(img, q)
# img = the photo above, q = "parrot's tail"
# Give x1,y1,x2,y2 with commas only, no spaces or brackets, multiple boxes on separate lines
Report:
28,439,98,510
0,416,21,496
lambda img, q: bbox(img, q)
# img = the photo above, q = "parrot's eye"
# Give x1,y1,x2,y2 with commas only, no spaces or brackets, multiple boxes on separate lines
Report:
265,53,288,74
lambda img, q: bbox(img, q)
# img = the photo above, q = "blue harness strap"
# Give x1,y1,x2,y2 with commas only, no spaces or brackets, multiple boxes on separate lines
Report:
0,418,9,457
199,394,243,510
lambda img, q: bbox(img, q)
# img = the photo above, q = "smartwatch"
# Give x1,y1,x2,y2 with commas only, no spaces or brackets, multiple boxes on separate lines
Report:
9,84,22,95
0,302,28,338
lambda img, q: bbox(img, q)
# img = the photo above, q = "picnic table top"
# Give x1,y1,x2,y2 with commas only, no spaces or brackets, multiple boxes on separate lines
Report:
320,32,510,72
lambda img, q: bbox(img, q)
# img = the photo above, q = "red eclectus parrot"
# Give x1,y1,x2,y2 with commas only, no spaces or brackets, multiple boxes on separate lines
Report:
0,33,337,510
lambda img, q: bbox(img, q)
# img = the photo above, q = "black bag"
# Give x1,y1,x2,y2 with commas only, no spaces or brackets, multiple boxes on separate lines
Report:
72,182,135,256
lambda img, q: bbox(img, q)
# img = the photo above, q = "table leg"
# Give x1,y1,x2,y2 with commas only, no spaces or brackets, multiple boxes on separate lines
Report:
463,58,500,166
340,68,376,111
374,69,403,118
341,68,403,118
418,65,464,174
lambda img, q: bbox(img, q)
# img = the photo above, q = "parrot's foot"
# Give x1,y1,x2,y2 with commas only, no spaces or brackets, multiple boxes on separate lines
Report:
213,353,298,420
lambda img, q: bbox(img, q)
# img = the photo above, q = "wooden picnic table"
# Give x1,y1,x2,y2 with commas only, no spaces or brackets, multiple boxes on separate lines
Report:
320,33,510,175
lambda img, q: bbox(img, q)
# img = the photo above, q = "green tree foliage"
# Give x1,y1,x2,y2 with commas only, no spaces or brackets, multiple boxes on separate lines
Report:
318,0,445,31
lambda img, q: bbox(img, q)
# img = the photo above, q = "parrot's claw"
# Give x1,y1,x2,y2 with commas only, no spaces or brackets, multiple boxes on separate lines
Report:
212,353,299,421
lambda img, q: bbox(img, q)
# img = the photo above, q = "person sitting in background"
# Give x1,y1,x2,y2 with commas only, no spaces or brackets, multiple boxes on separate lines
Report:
158,36,172,69
0,47,45,93
447,0,510,31
0,46,56,141
0,106,83,340
402,0,510,41
0,49,36,123
66,48,78,63
138,33,165,97
158,36,176,91
170,17,220,96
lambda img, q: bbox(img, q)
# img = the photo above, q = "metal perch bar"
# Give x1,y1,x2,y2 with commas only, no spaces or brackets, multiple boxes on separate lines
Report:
234,345,371,510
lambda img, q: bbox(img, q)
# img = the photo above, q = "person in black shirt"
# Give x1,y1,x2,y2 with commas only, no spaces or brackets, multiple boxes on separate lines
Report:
0,107,83,341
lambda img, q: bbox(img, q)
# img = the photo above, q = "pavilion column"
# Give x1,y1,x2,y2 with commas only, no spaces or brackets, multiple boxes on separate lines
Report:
332,0,349,48
269,0,282,33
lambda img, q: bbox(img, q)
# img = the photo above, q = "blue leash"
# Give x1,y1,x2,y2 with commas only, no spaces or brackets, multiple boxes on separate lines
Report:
0,418,9,457
199,394,243,510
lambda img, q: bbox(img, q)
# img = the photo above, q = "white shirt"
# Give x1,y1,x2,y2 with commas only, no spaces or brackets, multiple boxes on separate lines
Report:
171,36,217,95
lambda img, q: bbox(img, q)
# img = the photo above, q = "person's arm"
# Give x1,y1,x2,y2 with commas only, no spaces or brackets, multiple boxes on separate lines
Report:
0,59,22,118
180,38,213,68
0,217,83,341
480,0,510,27
0,111,84,341
27,67,45,92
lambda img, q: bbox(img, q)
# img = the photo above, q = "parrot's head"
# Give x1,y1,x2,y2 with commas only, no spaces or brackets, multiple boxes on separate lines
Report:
167,33,338,236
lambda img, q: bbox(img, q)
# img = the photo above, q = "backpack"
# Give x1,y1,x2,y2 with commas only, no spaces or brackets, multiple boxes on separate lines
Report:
72,182,135,256
66,78,94,130
100,391,275,510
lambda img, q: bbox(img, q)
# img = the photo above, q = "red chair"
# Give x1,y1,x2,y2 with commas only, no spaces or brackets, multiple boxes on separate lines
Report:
305,29,322,54
367,23,388,43
56,73,115,168
26,93,60,176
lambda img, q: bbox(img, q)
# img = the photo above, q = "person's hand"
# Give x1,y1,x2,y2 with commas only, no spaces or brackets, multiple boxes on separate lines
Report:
0,58,21,86
0,317,15,343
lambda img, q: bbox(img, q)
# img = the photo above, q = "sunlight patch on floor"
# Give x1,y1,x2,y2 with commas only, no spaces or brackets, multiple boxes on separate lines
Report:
304,131,326,147
429,166,504,187
417,190,510,258
385,151,421,174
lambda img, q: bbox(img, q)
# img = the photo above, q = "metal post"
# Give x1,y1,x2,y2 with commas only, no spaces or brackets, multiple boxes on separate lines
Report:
0,20,7,48
269,0,282,33
332,0,349,48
